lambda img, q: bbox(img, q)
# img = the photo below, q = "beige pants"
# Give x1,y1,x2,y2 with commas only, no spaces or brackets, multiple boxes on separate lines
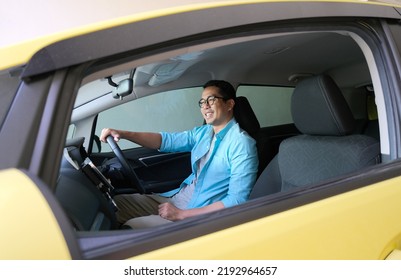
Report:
114,193,172,228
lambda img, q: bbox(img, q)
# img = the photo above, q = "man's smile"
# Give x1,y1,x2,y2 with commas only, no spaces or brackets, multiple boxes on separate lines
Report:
204,110,214,119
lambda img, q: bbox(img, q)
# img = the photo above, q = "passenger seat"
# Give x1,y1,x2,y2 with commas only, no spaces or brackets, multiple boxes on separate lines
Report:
250,75,381,198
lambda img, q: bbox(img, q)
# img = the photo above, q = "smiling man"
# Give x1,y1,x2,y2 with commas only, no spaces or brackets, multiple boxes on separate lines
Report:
100,80,258,228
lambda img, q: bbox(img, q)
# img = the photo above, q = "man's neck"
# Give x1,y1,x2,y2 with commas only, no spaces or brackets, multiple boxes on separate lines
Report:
212,117,234,134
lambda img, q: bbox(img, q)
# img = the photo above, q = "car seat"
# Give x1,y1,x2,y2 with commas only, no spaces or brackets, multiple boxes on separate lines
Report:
250,74,381,198
233,96,260,138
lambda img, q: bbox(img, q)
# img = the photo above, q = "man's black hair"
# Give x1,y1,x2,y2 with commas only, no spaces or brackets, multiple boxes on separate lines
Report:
203,80,236,100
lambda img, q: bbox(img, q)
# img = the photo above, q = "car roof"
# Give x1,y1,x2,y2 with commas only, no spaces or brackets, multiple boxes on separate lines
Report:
1,0,401,73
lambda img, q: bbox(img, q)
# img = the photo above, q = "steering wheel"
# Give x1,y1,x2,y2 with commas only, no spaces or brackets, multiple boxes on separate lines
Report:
106,135,146,193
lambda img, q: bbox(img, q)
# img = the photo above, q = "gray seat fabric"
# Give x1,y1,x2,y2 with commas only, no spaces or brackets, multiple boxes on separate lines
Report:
234,96,260,138
234,96,270,175
250,75,380,198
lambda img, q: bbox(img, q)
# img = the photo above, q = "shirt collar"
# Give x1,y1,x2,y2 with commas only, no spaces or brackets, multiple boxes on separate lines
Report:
212,117,237,141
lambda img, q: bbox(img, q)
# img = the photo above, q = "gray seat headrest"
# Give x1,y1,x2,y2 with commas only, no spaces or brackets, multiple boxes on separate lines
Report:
291,75,355,136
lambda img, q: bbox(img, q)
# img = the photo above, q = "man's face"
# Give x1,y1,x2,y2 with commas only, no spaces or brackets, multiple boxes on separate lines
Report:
200,86,234,131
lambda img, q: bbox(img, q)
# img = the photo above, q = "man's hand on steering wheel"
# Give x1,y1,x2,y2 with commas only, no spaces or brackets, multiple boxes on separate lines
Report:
100,128,120,143
101,129,147,194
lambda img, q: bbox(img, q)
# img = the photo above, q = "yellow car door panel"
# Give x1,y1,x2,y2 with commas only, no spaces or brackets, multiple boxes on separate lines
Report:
0,169,79,259
134,175,401,260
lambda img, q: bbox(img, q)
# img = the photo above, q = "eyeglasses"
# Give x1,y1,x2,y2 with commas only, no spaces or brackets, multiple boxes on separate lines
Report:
198,96,226,108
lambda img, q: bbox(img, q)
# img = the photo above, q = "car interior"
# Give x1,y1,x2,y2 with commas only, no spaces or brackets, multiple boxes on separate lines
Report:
56,28,384,233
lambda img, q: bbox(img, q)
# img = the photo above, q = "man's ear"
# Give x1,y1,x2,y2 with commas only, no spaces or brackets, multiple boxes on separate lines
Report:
227,98,235,111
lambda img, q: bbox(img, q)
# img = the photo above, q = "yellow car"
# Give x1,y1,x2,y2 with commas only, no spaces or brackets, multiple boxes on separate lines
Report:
1,0,401,260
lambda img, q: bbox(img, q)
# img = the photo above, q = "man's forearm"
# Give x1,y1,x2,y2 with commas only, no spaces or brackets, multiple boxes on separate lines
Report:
180,201,225,220
120,130,162,149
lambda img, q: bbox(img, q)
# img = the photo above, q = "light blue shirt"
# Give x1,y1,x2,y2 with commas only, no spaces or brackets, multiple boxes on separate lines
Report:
159,118,258,208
